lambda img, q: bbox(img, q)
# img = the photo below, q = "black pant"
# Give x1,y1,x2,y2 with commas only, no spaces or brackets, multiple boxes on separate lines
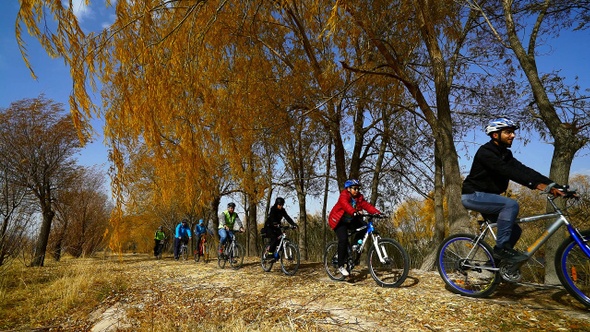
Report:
154,239,164,256
266,226,282,253
174,237,189,259
334,217,365,267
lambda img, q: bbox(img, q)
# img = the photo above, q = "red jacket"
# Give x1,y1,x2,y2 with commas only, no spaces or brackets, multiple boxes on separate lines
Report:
328,189,380,230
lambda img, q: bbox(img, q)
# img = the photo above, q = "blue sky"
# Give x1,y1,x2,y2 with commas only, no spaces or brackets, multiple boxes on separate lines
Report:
1,2,589,213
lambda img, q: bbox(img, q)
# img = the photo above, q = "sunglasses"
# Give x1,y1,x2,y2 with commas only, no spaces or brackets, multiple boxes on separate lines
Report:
350,187,360,191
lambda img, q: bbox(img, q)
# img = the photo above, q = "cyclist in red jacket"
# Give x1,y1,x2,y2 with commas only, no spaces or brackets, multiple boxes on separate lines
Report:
328,179,381,277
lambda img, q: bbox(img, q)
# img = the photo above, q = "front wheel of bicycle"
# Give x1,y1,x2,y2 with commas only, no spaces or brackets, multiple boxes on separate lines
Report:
555,229,590,308
280,242,300,276
218,250,227,269
323,241,345,281
437,233,499,298
261,247,274,272
229,243,245,269
181,246,188,261
367,238,409,287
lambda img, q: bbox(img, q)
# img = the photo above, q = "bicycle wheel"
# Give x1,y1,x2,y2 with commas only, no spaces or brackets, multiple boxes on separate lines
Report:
367,238,409,287
261,246,274,272
323,241,345,281
181,246,188,261
230,243,245,269
194,246,201,263
437,233,499,298
555,230,590,308
280,242,300,276
203,240,211,263
218,248,227,269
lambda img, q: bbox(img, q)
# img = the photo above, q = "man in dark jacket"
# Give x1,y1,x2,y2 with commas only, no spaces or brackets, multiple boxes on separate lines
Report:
263,197,297,259
462,117,564,263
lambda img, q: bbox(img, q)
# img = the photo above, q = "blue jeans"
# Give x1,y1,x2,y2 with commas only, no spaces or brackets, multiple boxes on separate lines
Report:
462,192,522,249
218,229,233,250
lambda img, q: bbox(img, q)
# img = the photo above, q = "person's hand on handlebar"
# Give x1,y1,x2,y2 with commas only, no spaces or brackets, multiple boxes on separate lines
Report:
537,183,566,198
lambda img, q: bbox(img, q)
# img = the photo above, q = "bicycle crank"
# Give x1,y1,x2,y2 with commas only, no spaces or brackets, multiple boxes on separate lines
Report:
499,264,522,283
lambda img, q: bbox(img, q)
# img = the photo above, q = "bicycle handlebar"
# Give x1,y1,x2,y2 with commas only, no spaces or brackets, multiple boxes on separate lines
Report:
357,213,388,219
547,184,578,199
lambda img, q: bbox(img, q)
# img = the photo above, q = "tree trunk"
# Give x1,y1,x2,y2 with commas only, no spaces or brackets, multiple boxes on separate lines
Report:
31,208,55,267
297,192,308,260
421,142,446,270
247,199,258,257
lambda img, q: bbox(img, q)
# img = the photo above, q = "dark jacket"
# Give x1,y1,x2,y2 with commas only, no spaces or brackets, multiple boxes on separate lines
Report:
265,205,295,228
462,140,552,195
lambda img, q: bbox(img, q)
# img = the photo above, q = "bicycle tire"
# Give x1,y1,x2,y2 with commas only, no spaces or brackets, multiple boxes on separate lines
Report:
230,243,245,269
367,238,409,287
555,229,590,308
194,247,201,263
261,246,274,272
218,248,227,269
437,233,499,298
323,241,345,281
181,246,188,261
203,240,211,263
280,242,300,276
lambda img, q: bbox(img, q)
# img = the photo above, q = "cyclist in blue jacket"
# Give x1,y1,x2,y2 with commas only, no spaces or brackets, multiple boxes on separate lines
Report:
174,219,192,260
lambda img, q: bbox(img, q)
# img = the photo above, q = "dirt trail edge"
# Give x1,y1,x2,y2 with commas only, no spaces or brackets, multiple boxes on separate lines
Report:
89,255,589,331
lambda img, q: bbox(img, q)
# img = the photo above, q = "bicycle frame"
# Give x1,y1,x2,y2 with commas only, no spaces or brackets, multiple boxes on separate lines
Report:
352,218,390,264
477,195,590,260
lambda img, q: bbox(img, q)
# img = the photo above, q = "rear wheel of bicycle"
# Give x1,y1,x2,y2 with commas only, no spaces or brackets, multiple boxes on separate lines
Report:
280,242,300,276
437,233,499,298
367,238,409,287
323,241,345,281
555,229,590,308
261,246,274,272
194,247,201,263
203,240,211,263
230,243,245,269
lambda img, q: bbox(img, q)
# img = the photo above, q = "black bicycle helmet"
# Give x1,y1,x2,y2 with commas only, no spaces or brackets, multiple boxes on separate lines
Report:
227,202,236,208
275,197,285,206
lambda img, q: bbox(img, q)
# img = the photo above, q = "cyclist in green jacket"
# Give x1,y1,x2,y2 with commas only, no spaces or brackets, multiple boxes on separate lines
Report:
154,226,166,257
218,202,244,253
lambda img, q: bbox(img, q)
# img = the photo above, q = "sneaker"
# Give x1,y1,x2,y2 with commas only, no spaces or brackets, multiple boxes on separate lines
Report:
264,252,274,259
493,246,528,264
338,266,349,277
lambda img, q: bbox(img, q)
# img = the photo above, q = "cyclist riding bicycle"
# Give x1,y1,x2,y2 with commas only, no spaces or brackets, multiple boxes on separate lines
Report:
174,219,192,260
461,117,564,264
328,179,381,277
263,197,298,259
154,226,166,257
218,202,244,254
194,219,208,246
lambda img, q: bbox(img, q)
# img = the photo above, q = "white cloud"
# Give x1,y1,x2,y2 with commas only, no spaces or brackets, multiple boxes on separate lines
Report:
64,0,93,21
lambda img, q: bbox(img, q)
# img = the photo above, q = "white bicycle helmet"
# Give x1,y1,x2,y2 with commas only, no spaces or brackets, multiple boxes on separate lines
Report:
485,117,520,135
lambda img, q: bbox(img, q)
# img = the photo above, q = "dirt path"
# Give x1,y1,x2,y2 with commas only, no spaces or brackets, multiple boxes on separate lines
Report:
89,255,589,331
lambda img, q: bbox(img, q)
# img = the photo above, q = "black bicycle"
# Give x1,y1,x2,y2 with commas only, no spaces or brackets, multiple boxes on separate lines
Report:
218,231,245,269
324,214,410,287
437,186,590,307
261,225,300,276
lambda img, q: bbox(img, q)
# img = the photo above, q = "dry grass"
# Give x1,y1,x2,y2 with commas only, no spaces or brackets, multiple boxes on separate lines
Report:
1,253,589,331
